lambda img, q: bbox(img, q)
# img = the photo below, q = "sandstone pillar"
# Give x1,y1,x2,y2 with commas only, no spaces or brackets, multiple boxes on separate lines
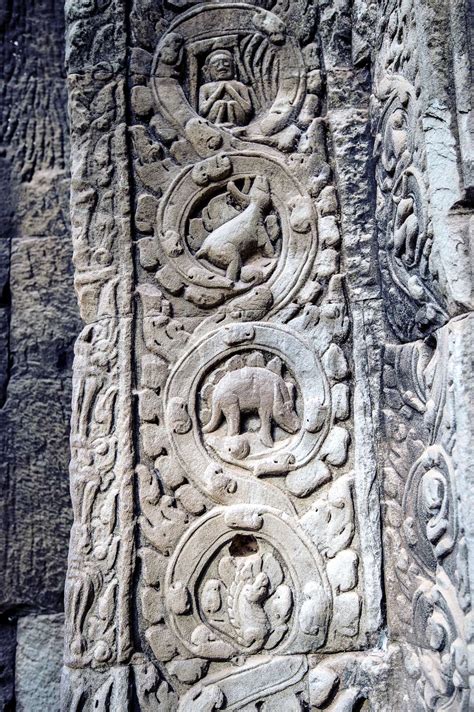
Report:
62,1,473,709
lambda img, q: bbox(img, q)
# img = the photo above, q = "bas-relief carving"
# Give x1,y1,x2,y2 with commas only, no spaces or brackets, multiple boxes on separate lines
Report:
372,2,472,710
151,4,307,149
64,64,134,671
370,0,472,343
63,1,379,706
149,153,317,310
381,322,471,710
62,0,472,709
129,0,375,705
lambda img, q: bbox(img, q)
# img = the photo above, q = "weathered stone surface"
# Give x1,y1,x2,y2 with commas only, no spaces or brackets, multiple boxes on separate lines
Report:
59,0,470,712
0,621,15,711
61,1,390,707
0,1,79,618
0,0,465,709
16,614,64,712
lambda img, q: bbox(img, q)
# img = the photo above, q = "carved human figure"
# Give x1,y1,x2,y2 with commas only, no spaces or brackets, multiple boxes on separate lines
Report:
202,361,300,448
198,50,252,127
195,176,275,282
72,321,117,439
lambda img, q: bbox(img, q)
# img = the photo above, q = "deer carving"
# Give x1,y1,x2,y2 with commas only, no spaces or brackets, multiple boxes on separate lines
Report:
195,176,275,282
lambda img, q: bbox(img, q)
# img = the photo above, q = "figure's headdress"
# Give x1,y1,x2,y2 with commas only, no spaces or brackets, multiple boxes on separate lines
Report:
203,49,234,81
205,49,234,65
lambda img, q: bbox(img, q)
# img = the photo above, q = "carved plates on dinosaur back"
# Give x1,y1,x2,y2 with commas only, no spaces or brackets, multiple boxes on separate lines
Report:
164,322,331,501
155,152,317,311
164,505,331,660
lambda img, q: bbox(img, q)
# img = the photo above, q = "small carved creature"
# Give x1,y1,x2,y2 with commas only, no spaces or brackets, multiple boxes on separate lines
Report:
223,551,291,650
195,177,275,282
392,195,421,267
233,568,270,646
202,363,300,447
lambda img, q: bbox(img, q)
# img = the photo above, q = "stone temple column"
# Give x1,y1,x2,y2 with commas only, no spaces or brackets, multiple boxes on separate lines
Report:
61,1,473,709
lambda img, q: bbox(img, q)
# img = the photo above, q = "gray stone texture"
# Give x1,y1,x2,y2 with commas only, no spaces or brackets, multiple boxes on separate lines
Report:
15,614,64,712
0,0,471,710
61,0,473,709
0,1,79,614
0,1,79,710
0,622,15,711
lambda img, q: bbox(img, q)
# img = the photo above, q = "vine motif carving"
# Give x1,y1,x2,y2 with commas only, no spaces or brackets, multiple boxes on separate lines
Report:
63,0,383,707
382,326,471,710
132,0,364,685
373,77,448,340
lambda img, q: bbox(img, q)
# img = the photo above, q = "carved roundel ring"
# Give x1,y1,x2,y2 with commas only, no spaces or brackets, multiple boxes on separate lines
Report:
165,322,331,488
164,505,331,659
151,2,306,141
156,151,317,311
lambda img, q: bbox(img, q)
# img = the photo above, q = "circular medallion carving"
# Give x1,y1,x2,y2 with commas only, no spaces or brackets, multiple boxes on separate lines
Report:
165,322,331,491
151,3,306,141
164,505,331,659
156,152,317,310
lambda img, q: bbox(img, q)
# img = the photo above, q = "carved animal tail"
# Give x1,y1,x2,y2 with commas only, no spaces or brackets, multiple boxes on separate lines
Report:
202,404,223,434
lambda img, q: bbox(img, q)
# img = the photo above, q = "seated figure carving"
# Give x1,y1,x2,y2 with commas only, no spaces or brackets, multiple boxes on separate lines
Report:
198,50,252,127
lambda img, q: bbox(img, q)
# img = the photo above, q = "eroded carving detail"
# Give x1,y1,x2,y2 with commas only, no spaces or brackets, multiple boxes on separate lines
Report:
164,506,330,660
381,322,471,710
61,0,404,706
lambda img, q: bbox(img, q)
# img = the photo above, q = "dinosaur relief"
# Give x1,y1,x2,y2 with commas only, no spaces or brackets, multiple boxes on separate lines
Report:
200,352,300,457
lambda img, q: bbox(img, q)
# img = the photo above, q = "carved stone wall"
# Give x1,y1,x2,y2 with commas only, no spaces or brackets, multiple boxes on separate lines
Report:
61,0,473,710
373,0,474,708
0,1,80,708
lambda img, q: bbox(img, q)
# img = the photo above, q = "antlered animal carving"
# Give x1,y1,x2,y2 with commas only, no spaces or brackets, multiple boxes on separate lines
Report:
195,176,275,281
202,364,300,447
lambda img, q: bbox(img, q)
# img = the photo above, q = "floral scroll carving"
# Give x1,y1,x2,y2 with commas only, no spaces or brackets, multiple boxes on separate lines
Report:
130,0,368,694
382,324,471,710
62,0,396,707
373,77,448,340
